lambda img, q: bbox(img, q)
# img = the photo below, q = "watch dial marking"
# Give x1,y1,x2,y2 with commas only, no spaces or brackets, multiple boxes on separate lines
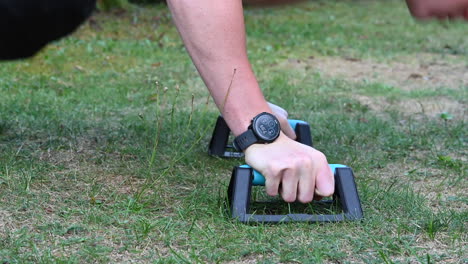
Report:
254,114,280,141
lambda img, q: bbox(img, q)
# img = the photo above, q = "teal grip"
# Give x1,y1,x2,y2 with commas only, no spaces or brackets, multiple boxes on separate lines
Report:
240,164,349,186
288,119,307,130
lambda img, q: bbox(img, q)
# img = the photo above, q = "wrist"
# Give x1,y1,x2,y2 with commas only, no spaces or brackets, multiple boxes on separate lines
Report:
243,132,287,153
223,105,272,137
211,71,271,136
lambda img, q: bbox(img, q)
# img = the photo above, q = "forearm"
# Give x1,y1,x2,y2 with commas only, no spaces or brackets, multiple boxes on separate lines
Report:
167,0,270,136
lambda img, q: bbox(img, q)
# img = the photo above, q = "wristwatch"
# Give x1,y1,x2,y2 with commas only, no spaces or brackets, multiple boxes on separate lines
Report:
233,112,281,152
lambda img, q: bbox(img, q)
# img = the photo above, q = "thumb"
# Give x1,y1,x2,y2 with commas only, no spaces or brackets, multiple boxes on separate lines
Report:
280,119,297,140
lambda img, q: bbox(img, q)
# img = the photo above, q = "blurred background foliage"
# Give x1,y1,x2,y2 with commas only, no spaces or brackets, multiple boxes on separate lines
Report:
96,0,304,11
97,0,166,11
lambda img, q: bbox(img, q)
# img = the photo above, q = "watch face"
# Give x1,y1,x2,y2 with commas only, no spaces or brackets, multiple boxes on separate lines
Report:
252,113,280,142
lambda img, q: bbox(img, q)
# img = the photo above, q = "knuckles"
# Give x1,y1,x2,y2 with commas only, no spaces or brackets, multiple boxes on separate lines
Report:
265,163,283,178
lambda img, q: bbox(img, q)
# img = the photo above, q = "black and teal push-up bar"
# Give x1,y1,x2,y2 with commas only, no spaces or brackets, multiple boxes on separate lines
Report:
209,116,363,224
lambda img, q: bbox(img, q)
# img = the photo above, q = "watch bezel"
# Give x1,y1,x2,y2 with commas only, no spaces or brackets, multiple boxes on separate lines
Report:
251,112,280,143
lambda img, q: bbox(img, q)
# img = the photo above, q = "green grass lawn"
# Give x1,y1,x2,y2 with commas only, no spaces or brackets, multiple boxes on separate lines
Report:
0,0,466,263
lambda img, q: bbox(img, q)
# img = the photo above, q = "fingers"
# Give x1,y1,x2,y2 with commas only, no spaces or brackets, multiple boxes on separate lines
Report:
279,118,297,140
263,152,333,204
264,166,300,202
314,164,335,198
279,168,299,203
267,102,286,115
296,153,334,203
264,167,281,197
296,157,314,203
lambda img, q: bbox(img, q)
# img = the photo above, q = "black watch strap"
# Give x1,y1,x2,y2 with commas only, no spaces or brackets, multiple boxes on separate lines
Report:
233,129,258,151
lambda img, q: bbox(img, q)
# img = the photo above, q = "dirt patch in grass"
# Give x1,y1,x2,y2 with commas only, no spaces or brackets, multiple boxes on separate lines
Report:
354,95,466,120
225,254,276,264
371,161,467,212
0,209,14,235
411,236,467,264
36,136,128,169
282,54,467,91
279,54,467,120
365,157,466,262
